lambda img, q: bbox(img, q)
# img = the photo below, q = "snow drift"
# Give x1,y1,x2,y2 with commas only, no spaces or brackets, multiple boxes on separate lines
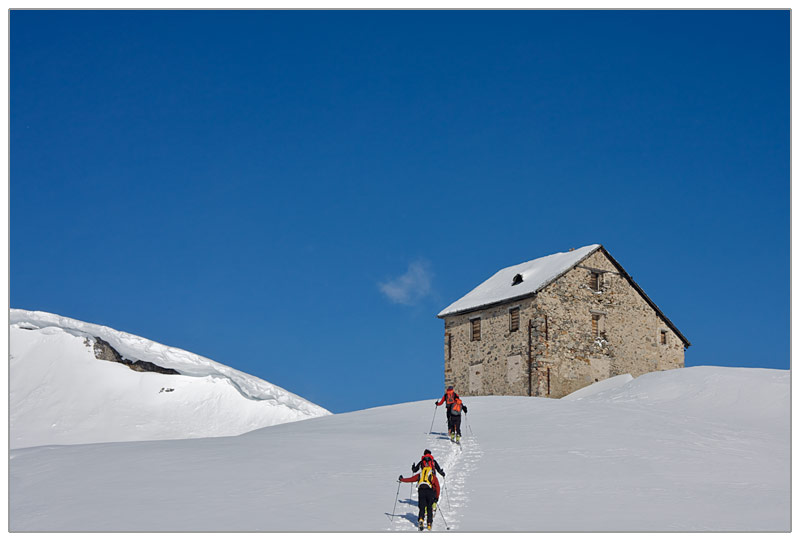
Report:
9,366,789,532
9,309,330,448
562,372,634,400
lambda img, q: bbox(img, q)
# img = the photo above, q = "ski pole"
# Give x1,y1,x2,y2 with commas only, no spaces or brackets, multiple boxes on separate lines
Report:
444,477,451,510
437,506,451,530
428,405,438,434
466,411,474,436
390,480,401,522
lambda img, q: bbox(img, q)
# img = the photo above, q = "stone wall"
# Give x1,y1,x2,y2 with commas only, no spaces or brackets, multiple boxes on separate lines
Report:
442,249,685,398
443,296,539,396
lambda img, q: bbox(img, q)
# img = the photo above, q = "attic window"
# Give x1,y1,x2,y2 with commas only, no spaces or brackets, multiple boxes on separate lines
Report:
512,274,523,286
660,330,667,345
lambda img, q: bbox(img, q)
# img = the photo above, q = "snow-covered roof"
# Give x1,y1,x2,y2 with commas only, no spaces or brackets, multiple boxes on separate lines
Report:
437,244,601,318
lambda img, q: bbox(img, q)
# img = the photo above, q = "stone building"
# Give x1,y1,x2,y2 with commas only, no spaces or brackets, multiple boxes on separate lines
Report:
437,244,690,398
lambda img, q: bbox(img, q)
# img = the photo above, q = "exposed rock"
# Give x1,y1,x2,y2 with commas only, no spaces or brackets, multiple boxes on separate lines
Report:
92,337,179,375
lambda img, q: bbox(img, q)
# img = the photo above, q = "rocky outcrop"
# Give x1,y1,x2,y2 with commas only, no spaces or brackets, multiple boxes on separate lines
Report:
92,337,179,375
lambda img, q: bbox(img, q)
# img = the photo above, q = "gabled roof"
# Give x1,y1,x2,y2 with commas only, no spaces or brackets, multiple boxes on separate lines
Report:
437,244,601,318
436,244,690,348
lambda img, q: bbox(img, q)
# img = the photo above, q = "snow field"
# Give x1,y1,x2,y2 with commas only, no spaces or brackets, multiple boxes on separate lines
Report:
9,366,789,531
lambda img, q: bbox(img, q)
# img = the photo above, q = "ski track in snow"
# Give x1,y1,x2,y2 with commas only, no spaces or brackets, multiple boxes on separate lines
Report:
388,420,483,532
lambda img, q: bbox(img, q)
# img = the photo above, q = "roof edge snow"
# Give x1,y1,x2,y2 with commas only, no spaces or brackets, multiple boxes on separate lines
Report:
436,244,602,318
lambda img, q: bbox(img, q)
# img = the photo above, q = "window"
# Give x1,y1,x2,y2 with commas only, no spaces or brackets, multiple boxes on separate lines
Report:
470,318,481,341
509,307,520,332
592,313,606,340
660,330,667,345
446,333,452,360
589,271,603,291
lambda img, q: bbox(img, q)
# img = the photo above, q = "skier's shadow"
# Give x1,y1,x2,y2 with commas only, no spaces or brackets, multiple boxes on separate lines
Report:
385,511,418,525
399,498,419,525
385,499,419,527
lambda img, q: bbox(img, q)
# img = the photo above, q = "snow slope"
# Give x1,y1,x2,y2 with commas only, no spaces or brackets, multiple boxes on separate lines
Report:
10,309,330,448
9,366,789,532
562,373,634,400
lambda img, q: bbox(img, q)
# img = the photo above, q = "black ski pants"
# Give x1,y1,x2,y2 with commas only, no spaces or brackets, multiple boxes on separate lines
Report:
417,485,436,525
451,414,462,436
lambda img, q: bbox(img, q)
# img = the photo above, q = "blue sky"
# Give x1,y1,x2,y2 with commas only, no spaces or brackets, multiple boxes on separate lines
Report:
11,10,789,413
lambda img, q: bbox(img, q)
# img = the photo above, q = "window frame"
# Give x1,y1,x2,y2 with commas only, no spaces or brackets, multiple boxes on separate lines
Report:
470,317,481,342
589,271,603,292
509,306,520,333
590,310,607,340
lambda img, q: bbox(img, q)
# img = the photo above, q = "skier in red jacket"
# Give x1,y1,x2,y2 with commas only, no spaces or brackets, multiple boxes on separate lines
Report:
399,449,446,531
449,397,468,443
435,386,460,437
411,449,445,503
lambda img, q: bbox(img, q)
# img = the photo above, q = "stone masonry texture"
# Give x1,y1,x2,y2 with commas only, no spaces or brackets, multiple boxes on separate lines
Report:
441,249,686,398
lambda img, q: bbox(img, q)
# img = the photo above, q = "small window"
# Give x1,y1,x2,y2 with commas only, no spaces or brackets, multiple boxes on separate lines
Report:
589,271,603,291
446,333,452,360
660,330,667,345
592,313,606,340
509,307,520,332
512,273,523,286
470,318,481,341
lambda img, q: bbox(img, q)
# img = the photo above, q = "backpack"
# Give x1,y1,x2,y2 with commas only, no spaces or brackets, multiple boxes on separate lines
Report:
445,389,456,405
451,399,463,415
418,466,434,488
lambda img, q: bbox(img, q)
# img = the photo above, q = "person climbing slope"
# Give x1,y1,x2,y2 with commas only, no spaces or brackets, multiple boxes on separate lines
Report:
449,397,468,443
435,386,460,438
411,449,445,512
399,449,446,530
